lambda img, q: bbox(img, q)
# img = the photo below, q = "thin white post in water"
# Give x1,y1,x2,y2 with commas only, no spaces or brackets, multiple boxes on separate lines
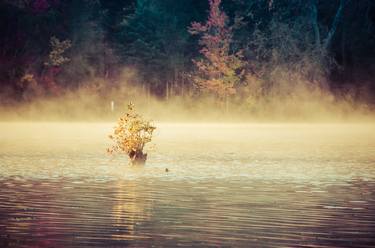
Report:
225,94,229,114
111,101,115,112
166,81,169,100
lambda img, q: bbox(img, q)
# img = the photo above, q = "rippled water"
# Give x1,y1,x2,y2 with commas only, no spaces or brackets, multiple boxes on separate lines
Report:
0,122,375,247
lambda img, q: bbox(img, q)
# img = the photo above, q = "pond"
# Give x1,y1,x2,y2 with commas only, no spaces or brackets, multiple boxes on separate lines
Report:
0,122,375,247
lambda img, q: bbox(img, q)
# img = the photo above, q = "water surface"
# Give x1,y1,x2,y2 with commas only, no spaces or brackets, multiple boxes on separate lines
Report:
0,123,375,247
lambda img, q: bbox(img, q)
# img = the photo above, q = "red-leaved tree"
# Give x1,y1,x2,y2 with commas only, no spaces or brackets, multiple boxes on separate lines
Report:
189,0,245,100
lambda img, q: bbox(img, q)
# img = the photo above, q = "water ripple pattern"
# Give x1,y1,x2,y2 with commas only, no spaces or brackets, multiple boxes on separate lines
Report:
0,122,375,247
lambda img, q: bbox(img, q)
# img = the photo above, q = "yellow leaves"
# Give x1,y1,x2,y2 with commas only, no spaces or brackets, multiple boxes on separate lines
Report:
107,103,156,157
128,102,134,111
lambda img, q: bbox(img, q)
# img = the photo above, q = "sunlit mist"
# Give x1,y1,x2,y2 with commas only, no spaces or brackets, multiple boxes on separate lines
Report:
1,0,375,247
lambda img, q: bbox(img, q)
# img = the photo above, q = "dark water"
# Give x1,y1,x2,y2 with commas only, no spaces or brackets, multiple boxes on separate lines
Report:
0,123,375,247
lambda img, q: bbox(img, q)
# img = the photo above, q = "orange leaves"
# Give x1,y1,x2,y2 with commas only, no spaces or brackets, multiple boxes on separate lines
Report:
189,0,245,99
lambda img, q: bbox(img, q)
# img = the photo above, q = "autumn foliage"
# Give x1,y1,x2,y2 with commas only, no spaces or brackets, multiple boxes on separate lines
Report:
189,0,245,99
45,37,71,67
107,103,156,165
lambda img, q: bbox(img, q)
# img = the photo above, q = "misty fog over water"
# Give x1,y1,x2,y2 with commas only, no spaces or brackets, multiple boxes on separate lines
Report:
0,123,374,247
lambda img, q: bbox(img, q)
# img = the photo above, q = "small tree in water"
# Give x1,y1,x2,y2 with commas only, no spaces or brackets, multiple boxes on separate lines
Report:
107,103,156,165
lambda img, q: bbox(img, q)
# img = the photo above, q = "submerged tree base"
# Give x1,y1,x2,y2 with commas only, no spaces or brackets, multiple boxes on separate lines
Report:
108,102,156,166
129,150,147,166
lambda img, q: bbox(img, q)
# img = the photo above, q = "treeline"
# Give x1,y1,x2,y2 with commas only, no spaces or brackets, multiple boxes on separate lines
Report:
0,0,374,107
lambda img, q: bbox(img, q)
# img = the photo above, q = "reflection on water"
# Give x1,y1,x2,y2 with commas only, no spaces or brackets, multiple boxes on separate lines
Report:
0,123,375,247
111,180,152,241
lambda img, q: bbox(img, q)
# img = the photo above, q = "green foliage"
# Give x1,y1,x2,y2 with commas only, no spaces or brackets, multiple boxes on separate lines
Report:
0,0,374,105
118,0,200,95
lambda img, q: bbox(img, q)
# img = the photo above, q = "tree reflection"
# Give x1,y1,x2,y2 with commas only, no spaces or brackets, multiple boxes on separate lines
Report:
111,180,152,240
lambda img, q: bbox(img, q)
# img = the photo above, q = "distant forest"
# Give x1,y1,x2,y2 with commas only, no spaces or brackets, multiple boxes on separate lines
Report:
1,0,375,108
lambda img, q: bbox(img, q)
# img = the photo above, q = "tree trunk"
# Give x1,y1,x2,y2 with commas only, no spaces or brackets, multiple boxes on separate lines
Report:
323,0,348,50
310,0,321,50
128,150,147,165
341,24,347,69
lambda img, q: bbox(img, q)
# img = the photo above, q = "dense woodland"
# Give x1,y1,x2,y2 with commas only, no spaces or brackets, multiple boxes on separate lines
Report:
0,0,375,111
